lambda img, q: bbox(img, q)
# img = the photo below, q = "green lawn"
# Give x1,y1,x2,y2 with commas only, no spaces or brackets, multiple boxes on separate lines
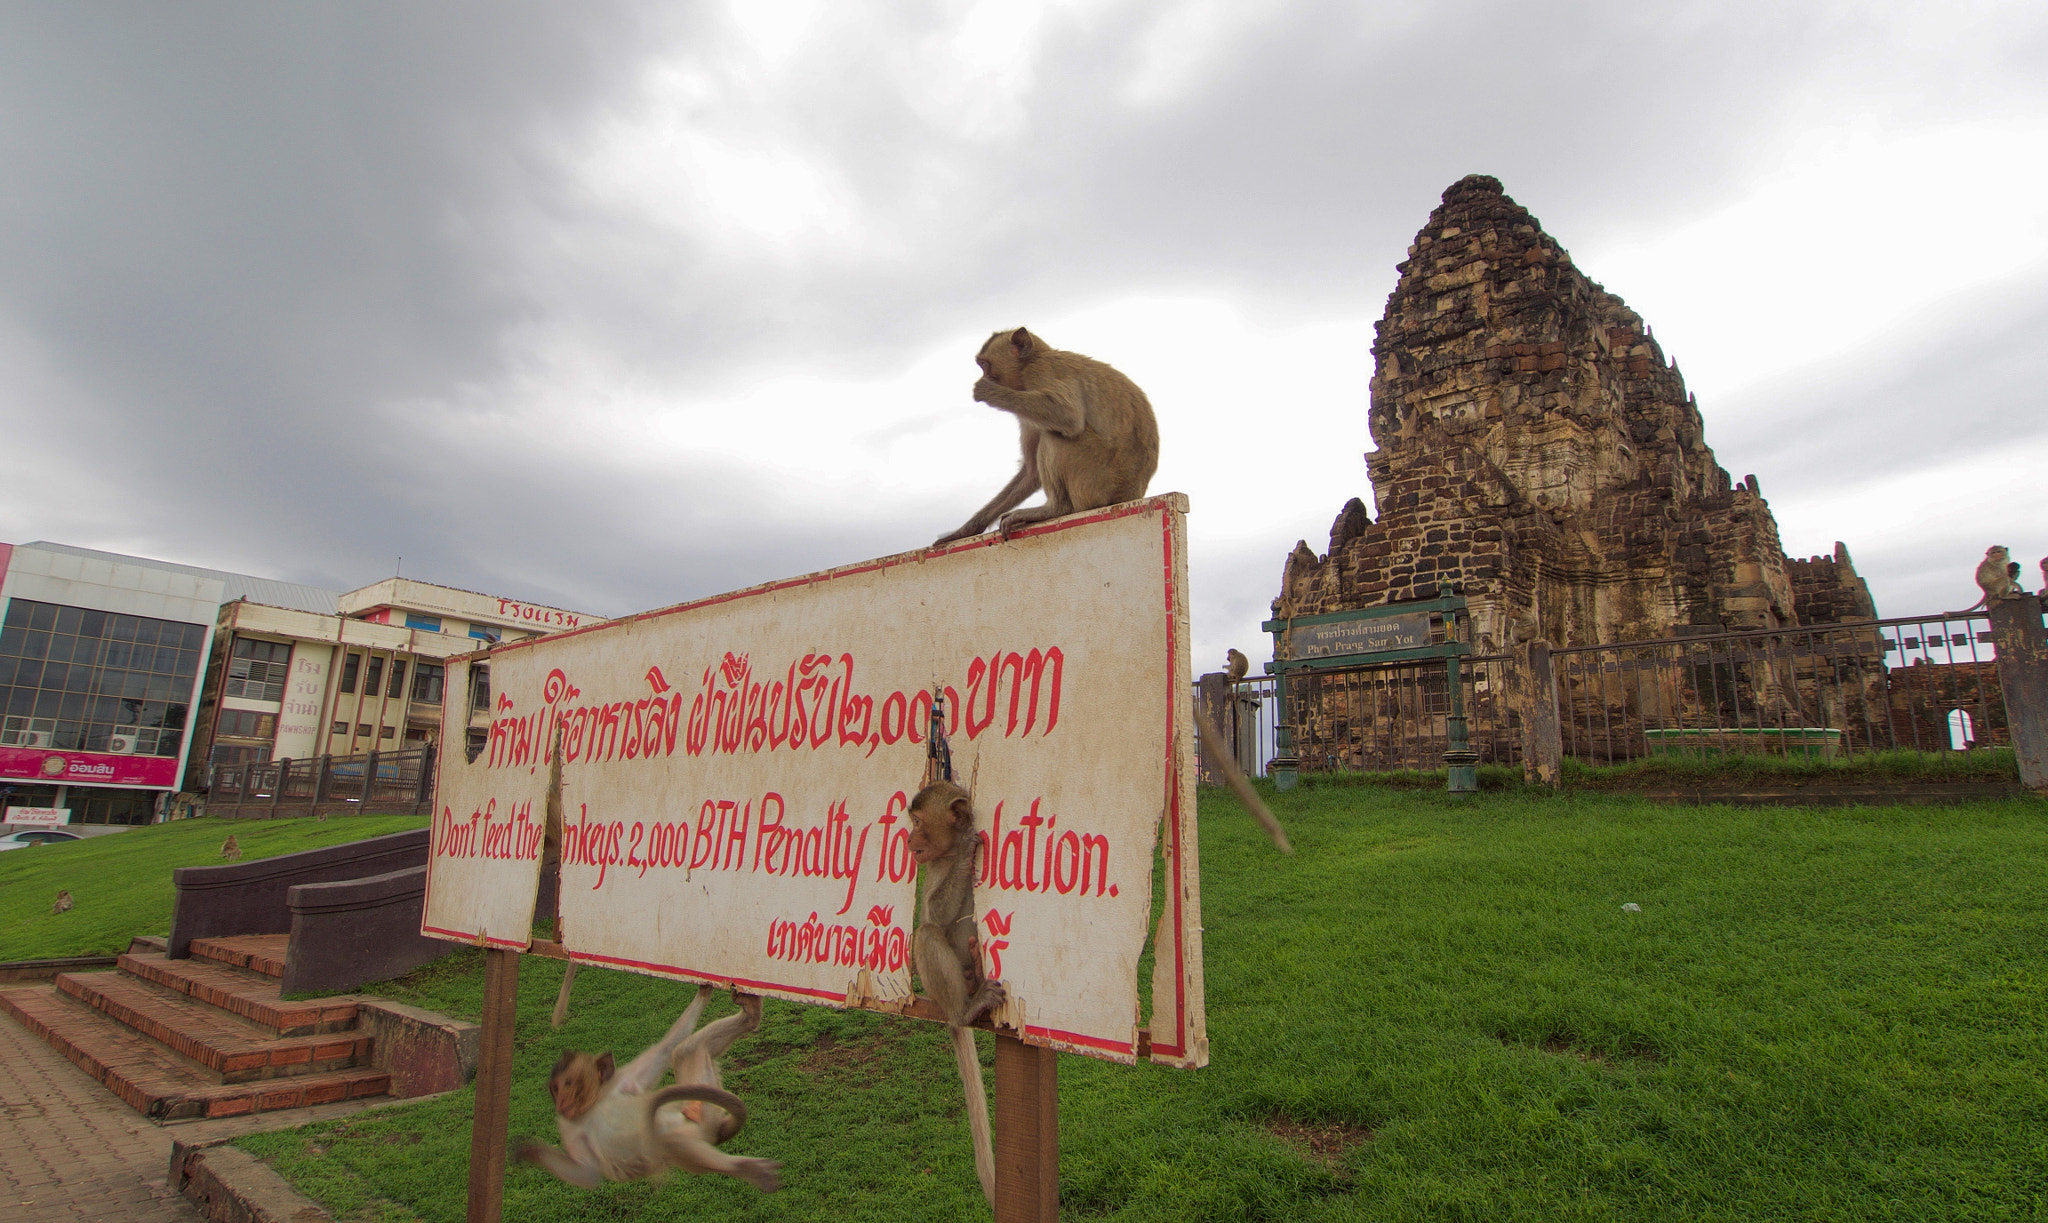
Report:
0,814,430,962
222,783,2048,1221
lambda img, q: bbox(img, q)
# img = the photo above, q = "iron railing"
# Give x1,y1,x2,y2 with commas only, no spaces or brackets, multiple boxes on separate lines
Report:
205,747,436,818
1194,676,1281,778
1551,612,2002,763
1208,610,2010,777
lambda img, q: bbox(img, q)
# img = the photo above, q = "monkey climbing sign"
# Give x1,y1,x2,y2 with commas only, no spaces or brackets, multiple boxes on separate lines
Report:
422,493,1206,1068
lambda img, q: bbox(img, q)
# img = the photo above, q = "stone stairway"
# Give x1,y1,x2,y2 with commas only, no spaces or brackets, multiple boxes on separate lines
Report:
0,934,393,1121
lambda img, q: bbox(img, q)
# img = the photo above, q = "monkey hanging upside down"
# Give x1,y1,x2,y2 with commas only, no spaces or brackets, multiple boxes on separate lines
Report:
517,983,781,1193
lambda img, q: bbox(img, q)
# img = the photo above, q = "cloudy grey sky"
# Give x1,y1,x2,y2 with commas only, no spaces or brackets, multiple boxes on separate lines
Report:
1,1,2043,667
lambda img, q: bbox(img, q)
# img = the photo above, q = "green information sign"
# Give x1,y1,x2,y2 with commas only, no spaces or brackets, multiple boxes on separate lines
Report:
1287,610,1432,659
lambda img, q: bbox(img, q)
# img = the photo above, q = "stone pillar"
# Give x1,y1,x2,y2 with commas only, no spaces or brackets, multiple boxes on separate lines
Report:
1195,672,1228,785
1512,641,1563,787
1989,597,2048,791
1233,693,1261,776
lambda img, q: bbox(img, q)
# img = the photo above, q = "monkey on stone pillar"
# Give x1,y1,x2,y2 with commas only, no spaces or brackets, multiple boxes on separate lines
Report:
1952,545,2022,614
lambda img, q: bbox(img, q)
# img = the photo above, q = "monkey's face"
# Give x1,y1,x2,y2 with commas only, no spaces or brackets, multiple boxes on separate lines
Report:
906,801,950,864
547,1050,614,1120
976,330,1030,391
906,785,973,864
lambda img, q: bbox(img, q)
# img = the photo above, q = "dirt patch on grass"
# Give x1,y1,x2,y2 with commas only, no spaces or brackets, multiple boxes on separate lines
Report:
1265,1113,1372,1170
1501,1031,1662,1066
795,1026,905,1082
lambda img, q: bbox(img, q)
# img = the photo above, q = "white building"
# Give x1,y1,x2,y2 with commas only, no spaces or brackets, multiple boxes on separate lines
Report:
0,541,595,828
192,578,597,774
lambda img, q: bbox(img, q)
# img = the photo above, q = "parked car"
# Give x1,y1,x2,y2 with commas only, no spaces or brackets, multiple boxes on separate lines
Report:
0,829,83,851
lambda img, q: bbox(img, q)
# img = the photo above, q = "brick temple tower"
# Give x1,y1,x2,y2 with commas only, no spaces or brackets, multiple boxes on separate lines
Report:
1273,174,1876,650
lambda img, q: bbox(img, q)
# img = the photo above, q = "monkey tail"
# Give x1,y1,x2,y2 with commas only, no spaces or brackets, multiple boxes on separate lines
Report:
1194,712,1294,855
647,1083,749,1143
950,1025,996,1208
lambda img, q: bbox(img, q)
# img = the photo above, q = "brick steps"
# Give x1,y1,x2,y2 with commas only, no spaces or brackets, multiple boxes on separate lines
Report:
0,984,389,1120
118,950,360,1036
58,970,369,1082
189,933,289,978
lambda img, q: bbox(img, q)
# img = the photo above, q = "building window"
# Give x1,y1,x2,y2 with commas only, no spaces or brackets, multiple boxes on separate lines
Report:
0,599,201,758
331,720,349,735
404,614,443,632
379,726,395,739
469,625,502,643
66,787,160,826
338,653,361,694
357,723,373,738
209,742,271,769
470,664,490,710
363,656,385,698
225,637,292,702
411,662,444,704
387,660,408,702
217,709,277,739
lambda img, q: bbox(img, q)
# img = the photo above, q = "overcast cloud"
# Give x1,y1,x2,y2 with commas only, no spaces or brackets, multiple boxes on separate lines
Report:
1,0,2043,667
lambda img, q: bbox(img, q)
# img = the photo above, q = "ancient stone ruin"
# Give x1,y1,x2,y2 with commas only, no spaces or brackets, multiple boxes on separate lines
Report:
1272,174,1877,651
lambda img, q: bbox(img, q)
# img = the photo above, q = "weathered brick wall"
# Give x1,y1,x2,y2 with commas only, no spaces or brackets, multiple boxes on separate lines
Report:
1787,543,1880,626
1886,660,2008,750
1274,174,1876,651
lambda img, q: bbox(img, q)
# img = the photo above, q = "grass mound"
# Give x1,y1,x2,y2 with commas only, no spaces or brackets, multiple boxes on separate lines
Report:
0,814,430,962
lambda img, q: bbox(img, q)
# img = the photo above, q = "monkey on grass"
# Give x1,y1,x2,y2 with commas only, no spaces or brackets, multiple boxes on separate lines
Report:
934,328,1160,544
219,833,241,862
516,984,781,1193
907,780,1007,1207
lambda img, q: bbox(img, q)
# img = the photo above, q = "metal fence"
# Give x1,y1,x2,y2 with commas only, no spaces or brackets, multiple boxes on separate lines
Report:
1551,612,2003,763
205,747,437,818
1197,676,1282,778
1271,654,1520,774
1199,610,2009,777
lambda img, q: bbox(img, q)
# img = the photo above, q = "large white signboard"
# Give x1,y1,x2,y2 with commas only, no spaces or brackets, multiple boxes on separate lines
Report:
423,495,1205,1067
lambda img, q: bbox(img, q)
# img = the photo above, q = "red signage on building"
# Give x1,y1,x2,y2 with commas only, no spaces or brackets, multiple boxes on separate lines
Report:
0,746,179,789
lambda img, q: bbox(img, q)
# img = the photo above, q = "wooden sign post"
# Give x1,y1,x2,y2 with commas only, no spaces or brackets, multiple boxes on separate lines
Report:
426,494,1205,1222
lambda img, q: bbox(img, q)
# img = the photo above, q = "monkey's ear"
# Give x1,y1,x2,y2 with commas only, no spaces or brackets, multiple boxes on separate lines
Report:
595,1051,615,1082
1011,327,1033,355
950,795,974,828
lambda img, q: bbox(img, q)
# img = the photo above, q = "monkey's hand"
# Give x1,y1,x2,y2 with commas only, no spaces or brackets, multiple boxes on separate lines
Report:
515,1141,604,1189
972,376,1009,405
963,978,1008,1028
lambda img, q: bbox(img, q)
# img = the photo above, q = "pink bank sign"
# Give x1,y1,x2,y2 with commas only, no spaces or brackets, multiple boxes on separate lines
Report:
0,746,179,788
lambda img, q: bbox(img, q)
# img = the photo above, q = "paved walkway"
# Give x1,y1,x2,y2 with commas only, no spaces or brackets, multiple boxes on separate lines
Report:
0,1006,199,1222
0,1008,387,1222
